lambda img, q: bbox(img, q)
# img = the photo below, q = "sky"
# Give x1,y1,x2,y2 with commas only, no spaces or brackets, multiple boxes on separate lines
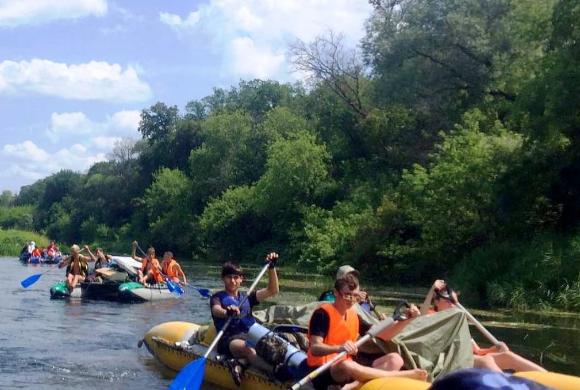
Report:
0,0,373,193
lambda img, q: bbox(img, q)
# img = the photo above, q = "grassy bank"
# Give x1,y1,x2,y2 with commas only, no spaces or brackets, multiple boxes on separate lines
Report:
0,229,49,257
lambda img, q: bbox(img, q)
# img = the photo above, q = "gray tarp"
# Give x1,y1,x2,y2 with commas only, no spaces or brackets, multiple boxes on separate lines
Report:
254,303,473,380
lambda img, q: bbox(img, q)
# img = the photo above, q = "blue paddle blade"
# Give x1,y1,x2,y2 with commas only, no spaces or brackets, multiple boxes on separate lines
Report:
165,279,183,296
169,357,205,390
21,273,42,288
195,288,211,298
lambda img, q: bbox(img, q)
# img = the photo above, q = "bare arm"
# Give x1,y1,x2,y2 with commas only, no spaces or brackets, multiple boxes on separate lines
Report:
256,252,279,302
420,279,445,315
372,304,421,340
84,246,97,262
131,241,143,262
309,335,343,357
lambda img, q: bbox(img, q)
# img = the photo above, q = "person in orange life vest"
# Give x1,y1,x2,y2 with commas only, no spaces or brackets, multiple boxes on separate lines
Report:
131,241,163,285
160,251,187,284
210,253,279,385
31,246,42,258
58,244,94,291
420,279,546,373
307,274,428,390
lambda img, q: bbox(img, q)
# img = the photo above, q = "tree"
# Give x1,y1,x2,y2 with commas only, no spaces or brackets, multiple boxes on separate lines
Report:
290,32,370,118
0,190,14,207
138,102,180,142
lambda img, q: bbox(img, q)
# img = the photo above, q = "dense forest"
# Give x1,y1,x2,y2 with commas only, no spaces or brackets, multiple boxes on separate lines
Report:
1,0,579,310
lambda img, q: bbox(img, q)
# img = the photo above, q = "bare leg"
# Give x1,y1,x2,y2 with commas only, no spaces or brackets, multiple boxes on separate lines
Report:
229,339,272,374
474,355,502,372
331,359,428,384
488,352,546,372
341,353,406,390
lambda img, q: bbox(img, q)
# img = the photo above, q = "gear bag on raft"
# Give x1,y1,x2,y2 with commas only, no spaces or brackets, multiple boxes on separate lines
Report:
246,323,308,381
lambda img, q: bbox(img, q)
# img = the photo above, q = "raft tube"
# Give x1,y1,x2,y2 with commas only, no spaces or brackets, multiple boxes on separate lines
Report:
49,280,124,300
118,281,178,302
360,370,580,390
50,281,82,299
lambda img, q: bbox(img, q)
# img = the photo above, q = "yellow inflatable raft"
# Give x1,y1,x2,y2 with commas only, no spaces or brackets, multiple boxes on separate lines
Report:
143,321,580,390
360,369,580,390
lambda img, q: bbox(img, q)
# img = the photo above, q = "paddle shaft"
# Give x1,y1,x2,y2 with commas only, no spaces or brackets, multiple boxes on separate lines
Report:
456,302,501,346
203,262,271,359
290,316,399,390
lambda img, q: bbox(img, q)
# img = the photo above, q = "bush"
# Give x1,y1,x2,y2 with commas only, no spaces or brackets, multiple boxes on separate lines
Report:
0,229,50,257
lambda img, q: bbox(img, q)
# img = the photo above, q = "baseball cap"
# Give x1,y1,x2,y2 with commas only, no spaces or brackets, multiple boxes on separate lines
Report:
336,265,359,280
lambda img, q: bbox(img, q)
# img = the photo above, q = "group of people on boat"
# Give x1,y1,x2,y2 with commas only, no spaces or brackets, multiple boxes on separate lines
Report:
54,240,187,293
20,240,62,263
207,255,547,389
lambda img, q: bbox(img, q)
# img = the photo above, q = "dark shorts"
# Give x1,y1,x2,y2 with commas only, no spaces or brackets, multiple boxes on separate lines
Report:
309,365,348,390
217,332,248,356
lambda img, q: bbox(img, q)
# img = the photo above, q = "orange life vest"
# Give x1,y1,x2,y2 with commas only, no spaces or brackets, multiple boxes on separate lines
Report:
162,259,180,281
142,257,163,283
32,248,42,257
307,303,359,367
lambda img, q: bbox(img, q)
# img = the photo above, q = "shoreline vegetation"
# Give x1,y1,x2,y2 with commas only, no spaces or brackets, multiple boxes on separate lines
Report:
0,229,49,257
1,2,579,312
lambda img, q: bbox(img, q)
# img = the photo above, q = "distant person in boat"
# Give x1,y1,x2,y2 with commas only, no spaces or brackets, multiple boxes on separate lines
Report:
131,241,163,285
46,240,60,258
86,246,113,270
307,273,428,390
319,265,384,319
210,253,279,386
31,246,42,259
420,279,546,373
160,251,187,285
59,244,94,291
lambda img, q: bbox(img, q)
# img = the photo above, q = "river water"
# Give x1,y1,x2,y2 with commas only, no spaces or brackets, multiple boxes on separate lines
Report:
2,258,578,389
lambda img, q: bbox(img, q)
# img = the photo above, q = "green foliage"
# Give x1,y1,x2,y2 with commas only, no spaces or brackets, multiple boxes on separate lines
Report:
0,205,34,230
401,110,523,263
452,232,580,310
0,229,49,257
142,168,192,253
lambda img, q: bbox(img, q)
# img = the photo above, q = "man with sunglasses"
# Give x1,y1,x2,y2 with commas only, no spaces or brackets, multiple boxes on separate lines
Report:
307,273,428,390
210,253,279,385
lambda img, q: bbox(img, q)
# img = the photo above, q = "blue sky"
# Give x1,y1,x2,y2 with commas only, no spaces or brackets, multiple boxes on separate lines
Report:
0,0,373,192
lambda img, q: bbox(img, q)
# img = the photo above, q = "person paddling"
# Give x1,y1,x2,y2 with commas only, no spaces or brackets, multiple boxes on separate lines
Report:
59,244,94,292
420,279,546,373
210,253,279,386
131,241,163,285
307,273,428,390
160,251,187,285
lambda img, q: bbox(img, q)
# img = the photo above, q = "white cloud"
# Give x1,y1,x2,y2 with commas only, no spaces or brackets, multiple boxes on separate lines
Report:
0,59,152,102
0,0,107,27
46,110,141,144
160,10,200,30
159,0,372,79
1,141,107,183
229,37,285,79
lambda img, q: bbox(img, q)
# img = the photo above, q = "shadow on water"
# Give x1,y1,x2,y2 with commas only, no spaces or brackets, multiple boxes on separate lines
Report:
1,258,578,390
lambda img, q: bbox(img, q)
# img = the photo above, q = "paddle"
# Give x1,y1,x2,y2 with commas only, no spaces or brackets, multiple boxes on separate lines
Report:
169,261,272,390
455,301,501,346
20,269,56,288
289,315,401,390
184,284,212,299
134,243,183,296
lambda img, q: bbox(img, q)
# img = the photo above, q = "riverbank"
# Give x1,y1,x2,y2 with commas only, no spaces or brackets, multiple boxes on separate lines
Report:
0,229,49,257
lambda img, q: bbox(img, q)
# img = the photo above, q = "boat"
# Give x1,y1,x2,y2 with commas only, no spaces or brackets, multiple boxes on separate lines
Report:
142,321,291,390
142,321,430,390
143,321,580,390
49,258,137,300
118,281,179,302
19,252,62,264
360,371,580,390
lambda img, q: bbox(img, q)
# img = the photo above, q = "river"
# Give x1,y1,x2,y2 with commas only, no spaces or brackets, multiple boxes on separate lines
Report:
1,257,578,389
